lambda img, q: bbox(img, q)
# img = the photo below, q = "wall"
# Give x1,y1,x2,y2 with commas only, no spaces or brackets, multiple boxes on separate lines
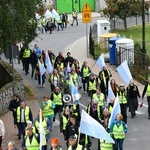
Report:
0,61,24,114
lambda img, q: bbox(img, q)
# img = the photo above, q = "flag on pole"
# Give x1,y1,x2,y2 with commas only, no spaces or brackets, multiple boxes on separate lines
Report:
38,60,46,86
44,9,52,19
108,95,121,127
65,62,71,79
96,53,105,70
116,60,133,85
107,81,115,104
39,109,46,150
80,110,115,143
51,9,59,21
45,52,53,74
70,80,78,95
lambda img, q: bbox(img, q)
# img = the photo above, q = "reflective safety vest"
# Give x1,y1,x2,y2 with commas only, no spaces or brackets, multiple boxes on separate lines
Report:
87,104,101,119
56,62,64,69
83,67,90,77
108,105,113,114
62,115,69,130
147,84,150,96
25,126,36,135
50,74,59,83
42,100,54,117
102,70,111,79
23,49,31,58
53,93,63,105
34,118,49,136
72,104,78,117
72,11,77,17
113,123,125,139
17,106,30,123
100,139,113,150
57,16,62,23
97,77,107,88
93,93,105,106
71,73,78,85
25,134,39,150
118,91,127,104
88,80,96,91
68,144,83,150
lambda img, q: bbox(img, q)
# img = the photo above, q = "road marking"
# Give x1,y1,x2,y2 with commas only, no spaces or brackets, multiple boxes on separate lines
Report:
136,110,144,114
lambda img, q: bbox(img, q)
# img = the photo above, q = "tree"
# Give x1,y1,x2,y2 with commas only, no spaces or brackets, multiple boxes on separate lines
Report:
103,0,149,31
0,0,43,51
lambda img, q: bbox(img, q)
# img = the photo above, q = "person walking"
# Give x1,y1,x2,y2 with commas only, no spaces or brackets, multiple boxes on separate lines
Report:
40,96,55,130
118,84,128,124
110,113,127,150
22,44,31,75
62,12,68,28
21,128,40,150
9,94,22,126
30,49,37,79
15,101,33,140
50,137,62,150
57,13,63,31
127,79,140,118
142,78,150,119
71,9,78,26
51,86,64,121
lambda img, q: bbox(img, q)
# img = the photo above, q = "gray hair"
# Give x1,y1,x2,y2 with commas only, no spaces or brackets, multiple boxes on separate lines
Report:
8,141,15,147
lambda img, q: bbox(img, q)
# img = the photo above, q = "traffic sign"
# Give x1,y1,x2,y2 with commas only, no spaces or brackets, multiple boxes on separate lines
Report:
82,2,92,23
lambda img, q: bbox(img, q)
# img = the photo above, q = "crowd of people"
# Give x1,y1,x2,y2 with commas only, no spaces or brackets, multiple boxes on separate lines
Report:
1,41,150,150
38,8,78,34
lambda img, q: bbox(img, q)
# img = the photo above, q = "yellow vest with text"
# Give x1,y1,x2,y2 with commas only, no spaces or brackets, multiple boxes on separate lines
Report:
113,123,125,139
23,49,31,58
53,93,63,105
118,91,127,104
25,134,39,150
147,84,150,96
88,80,96,91
17,106,30,123
100,139,113,150
42,100,54,117
68,144,83,150
93,93,105,106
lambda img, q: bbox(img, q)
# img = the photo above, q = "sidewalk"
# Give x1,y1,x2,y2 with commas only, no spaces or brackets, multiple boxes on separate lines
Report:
68,37,144,93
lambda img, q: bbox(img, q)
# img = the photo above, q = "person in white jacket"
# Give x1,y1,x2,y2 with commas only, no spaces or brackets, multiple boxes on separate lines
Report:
0,119,5,149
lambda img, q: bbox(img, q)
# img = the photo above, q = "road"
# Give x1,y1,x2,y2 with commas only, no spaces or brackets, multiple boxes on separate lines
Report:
12,17,150,150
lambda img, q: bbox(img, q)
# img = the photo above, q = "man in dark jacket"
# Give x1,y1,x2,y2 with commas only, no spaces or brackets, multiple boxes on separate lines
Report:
9,94,22,125
62,12,68,28
127,79,140,118
30,49,37,79
64,52,74,67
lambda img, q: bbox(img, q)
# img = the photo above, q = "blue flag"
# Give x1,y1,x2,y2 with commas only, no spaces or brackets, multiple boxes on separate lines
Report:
80,110,115,143
107,81,115,104
116,60,133,85
108,95,121,127
96,53,105,70
45,52,53,74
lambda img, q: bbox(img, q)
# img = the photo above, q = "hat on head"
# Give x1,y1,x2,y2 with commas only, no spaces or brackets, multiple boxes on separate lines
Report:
69,135,77,140
26,121,32,125
92,99,98,104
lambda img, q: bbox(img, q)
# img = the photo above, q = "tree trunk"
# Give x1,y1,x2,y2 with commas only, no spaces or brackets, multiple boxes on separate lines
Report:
123,18,127,31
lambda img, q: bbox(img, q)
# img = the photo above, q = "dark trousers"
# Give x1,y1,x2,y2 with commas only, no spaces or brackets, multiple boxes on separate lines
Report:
57,23,63,31
72,17,78,25
23,57,30,74
17,123,26,137
147,96,150,116
114,139,124,150
0,136,2,148
120,104,127,123
38,74,45,85
82,76,89,92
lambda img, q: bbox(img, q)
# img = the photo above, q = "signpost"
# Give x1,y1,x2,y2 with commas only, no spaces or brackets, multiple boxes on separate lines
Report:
82,2,92,57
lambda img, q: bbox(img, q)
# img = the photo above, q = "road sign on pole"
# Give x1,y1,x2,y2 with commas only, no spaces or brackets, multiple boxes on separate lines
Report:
82,2,92,23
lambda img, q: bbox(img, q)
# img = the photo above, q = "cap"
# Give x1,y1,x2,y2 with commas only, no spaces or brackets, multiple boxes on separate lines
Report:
119,84,125,87
92,99,98,104
69,135,77,140
26,120,32,125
